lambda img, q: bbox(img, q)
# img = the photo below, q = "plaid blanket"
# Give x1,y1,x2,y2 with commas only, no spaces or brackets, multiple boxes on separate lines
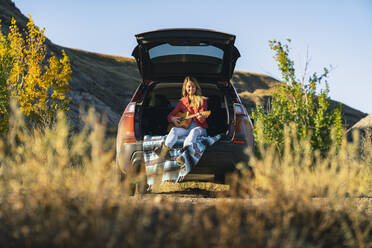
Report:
143,134,221,187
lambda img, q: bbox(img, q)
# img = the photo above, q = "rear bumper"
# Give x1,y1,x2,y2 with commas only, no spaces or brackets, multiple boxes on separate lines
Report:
116,140,251,176
116,141,144,174
196,140,249,174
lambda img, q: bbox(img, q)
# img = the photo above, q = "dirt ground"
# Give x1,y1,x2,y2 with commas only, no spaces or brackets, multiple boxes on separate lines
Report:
131,188,372,216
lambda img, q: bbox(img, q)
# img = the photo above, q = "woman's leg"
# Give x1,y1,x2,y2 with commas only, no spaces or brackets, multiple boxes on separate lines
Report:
183,127,207,147
164,127,190,148
176,126,207,166
155,127,189,164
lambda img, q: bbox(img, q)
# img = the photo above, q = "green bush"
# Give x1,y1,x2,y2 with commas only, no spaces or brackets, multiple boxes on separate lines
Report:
252,39,343,156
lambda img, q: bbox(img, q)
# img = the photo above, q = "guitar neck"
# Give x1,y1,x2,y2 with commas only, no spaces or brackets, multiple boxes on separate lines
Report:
182,113,199,120
178,111,210,121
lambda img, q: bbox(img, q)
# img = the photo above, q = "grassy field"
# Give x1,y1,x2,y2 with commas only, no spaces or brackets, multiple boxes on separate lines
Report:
0,106,371,247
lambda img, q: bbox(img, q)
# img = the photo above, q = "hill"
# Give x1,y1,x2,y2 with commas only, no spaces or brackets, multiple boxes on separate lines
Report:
352,114,372,130
1,0,367,133
348,114,372,141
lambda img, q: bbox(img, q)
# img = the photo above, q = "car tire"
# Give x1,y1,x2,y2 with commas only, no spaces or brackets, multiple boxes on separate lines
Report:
128,181,148,196
115,151,149,195
118,171,148,196
134,171,149,195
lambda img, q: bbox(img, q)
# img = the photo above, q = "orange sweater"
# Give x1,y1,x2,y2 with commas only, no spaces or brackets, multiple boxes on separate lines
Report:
167,97,208,129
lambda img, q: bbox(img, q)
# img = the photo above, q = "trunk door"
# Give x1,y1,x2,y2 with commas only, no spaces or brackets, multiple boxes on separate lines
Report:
132,29,240,82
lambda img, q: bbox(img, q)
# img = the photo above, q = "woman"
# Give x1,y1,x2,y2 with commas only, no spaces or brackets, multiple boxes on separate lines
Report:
155,76,209,165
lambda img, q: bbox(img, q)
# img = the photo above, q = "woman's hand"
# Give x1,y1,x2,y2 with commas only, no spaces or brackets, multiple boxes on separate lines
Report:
171,116,181,127
196,112,204,122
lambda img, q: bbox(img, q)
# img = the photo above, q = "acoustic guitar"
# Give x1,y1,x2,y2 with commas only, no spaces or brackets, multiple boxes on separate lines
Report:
167,111,211,131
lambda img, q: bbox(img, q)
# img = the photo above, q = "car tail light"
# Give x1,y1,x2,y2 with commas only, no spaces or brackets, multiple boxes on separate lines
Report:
124,102,136,114
232,103,249,144
119,102,136,143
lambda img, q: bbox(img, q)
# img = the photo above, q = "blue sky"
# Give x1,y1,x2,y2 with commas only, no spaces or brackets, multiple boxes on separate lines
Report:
13,0,372,113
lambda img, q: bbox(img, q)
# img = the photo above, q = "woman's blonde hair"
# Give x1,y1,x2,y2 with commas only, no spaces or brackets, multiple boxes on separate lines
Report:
181,76,206,109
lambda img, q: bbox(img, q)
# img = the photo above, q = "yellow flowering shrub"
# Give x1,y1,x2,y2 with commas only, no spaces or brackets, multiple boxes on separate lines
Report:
0,15,71,131
0,21,14,132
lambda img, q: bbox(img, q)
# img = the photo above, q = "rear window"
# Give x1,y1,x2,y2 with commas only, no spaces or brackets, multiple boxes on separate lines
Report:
147,43,225,75
149,43,224,60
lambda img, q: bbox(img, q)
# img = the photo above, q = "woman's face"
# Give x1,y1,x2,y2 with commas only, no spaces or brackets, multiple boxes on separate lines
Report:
186,81,196,96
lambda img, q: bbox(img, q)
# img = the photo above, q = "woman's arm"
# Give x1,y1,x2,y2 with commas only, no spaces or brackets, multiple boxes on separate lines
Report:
167,101,183,125
196,99,208,123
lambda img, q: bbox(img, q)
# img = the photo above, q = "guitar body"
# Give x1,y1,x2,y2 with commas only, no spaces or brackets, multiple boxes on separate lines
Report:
167,111,211,132
167,112,192,131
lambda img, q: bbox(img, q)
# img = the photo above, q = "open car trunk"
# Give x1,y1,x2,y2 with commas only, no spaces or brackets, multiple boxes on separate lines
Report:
139,82,233,138
132,29,240,82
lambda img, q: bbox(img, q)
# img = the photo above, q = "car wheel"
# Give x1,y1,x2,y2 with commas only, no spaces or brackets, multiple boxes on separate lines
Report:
119,171,148,196
115,152,149,195
127,180,147,196
134,170,149,195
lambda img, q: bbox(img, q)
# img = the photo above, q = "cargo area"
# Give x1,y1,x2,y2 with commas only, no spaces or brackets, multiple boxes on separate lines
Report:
139,82,234,138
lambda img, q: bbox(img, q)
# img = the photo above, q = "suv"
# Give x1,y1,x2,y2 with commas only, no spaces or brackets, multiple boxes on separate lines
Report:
116,29,254,187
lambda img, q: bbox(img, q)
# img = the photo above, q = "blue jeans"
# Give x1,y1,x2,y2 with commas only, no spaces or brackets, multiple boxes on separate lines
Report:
164,121,207,148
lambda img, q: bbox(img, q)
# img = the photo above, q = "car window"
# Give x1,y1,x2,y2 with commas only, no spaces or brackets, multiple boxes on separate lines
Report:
149,43,224,60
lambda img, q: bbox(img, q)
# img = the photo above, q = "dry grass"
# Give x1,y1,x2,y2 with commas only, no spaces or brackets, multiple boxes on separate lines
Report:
0,104,371,247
